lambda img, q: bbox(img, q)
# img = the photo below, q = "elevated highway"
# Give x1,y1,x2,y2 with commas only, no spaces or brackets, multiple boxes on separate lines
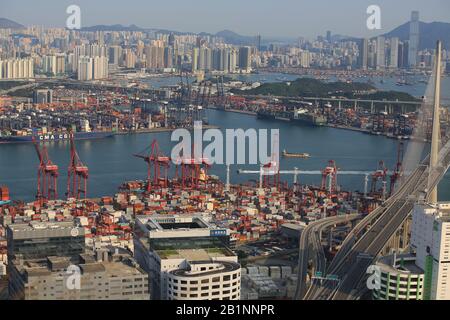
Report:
307,138,450,300
294,214,360,299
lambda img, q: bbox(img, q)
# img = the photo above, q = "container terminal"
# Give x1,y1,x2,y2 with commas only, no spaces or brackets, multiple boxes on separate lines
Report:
0,76,212,144
0,134,406,299
3,74,449,144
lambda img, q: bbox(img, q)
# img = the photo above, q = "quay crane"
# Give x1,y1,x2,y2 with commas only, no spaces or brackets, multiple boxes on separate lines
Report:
174,155,211,189
321,160,338,194
370,160,388,199
32,137,59,203
67,135,89,200
134,139,171,192
237,165,384,193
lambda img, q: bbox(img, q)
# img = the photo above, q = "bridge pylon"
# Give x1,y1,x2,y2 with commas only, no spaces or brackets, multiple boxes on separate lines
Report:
430,40,442,203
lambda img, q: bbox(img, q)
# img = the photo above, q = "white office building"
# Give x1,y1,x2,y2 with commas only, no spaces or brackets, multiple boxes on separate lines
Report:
134,214,241,300
167,260,241,300
411,202,450,300
373,202,450,300
372,254,425,300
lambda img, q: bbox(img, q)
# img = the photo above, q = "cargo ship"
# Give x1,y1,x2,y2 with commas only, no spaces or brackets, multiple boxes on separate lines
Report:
256,109,276,120
0,131,114,144
291,109,327,127
282,150,311,159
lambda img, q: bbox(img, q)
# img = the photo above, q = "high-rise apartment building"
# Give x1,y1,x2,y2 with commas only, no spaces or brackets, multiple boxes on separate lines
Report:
0,58,34,79
42,55,57,75
77,55,108,80
108,45,122,65
122,49,136,69
77,56,93,81
92,56,109,79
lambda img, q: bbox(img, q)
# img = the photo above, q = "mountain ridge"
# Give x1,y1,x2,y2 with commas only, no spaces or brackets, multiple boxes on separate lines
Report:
1,17,450,49
383,21,450,49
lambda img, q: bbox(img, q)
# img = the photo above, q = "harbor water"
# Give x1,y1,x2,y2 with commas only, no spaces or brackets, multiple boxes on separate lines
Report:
0,108,449,202
0,72,449,202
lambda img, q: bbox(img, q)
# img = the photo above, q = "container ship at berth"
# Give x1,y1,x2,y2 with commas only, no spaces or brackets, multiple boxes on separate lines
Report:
0,130,114,144
291,109,327,127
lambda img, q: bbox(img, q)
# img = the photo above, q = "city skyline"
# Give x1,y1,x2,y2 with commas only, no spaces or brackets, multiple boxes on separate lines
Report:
2,0,450,39
1,0,450,303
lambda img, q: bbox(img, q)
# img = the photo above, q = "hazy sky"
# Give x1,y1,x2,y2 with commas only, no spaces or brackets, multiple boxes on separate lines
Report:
2,0,450,38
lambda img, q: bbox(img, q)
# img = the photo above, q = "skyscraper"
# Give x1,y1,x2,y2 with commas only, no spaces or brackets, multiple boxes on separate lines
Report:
376,36,386,69
389,37,399,69
255,35,262,52
398,41,406,69
358,38,369,70
408,11,420,68
238,46,251,72
192,47,199,72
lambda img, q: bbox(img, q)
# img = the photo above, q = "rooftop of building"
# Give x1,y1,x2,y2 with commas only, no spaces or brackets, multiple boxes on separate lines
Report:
13,249,146,278
170,260,240,278
416,202,450,222
376,254,424,275
7,221,83,236
138,236,235,260
136,214,211,231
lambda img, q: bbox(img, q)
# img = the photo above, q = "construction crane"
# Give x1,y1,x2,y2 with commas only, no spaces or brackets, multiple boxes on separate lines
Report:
67,135,89,200
32,137,59,203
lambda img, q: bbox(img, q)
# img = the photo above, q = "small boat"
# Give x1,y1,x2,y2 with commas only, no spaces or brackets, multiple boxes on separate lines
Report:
282,150,311,159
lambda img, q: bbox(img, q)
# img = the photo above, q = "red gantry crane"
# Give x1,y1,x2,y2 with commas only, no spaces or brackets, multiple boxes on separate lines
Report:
134,139,171,192
175,155,211,189
67,135,89,199
32,137,59,203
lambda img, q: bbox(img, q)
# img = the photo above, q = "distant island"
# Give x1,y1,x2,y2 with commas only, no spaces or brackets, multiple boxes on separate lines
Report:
232,78,420,102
